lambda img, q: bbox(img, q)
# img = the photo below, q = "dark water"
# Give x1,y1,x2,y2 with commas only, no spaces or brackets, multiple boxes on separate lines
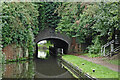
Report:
0,56,75,79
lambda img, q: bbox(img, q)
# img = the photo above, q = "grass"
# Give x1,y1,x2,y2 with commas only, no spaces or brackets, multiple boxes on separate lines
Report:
83,53,101,58
62,55,119,78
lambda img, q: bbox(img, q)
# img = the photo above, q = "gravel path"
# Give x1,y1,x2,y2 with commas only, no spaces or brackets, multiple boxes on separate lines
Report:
78,55,120,72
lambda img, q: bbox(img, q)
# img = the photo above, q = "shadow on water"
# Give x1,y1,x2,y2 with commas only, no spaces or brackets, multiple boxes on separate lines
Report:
34,56,74,78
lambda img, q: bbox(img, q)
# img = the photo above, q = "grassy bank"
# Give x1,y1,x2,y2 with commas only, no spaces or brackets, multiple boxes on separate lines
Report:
83,53,101,58
62,55,119,78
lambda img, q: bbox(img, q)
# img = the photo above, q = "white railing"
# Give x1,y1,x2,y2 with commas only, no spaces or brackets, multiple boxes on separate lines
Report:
114,46,120,53
101,40,114,56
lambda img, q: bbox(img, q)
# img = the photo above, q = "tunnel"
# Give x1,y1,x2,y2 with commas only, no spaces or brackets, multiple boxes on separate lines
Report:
35,28,71,58
35,38,69,58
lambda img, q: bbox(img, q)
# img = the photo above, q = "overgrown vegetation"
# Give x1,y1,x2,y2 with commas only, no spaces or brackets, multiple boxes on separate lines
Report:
62,55,119,78
56,2,120,55
2,2,39,57
2,2,119,59
0,2,3,63
38,2,61,30
38,41,54,49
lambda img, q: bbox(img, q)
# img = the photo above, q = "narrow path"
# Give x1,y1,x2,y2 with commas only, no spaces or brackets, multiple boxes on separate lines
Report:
78,55,120,72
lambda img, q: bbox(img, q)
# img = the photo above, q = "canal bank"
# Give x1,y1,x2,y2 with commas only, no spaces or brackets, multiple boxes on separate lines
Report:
62,55,119,79
60,58,97,80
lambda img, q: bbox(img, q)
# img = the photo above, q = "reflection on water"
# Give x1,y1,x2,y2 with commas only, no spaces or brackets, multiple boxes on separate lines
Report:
34,56,74,78
0,43,76,79
1,60,35,78
38,51,47,58
0,64,3,79
0,56,75,79
37,40,54,59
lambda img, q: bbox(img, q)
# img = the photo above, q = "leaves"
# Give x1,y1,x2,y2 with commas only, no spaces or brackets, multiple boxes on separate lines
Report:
38,2,60,30
55,2,119,54
2,2,39,56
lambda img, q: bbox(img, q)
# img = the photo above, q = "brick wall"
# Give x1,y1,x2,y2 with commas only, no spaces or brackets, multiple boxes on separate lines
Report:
2,43,24,60
70,37,88,53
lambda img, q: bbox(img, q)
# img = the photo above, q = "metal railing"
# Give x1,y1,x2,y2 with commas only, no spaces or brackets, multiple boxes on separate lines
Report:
101,40,114,56
105,46,120,56
114,46,120,52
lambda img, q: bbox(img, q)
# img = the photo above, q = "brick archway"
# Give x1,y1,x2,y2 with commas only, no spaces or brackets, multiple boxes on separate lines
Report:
35,28,71,47
35,28,71,54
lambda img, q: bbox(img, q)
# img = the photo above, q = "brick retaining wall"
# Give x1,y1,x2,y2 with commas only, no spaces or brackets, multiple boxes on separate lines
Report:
2,43,24,60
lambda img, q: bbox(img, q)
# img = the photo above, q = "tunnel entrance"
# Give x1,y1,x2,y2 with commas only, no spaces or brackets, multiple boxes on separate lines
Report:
35,38,69,58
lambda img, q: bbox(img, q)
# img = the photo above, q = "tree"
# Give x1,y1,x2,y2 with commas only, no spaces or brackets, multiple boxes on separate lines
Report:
55,2,119,54
56,2,90,43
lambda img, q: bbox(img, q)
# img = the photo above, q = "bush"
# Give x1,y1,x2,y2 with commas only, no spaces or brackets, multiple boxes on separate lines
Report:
87,36,101,54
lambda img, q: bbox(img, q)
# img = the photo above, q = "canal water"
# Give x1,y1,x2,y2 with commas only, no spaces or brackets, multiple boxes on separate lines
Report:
0,56,76,79
0,42,77,79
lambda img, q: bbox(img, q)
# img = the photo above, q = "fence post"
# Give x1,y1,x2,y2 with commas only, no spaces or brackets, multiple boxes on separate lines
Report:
110,43,114,57
101,46,103,56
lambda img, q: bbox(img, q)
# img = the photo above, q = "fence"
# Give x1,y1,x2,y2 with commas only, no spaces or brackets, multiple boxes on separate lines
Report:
101,40,114,56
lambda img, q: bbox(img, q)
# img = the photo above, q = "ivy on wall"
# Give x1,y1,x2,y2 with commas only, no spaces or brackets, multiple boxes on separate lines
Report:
38,2,61,30
2,2,119,56
56,2,88,43
2,2,39,56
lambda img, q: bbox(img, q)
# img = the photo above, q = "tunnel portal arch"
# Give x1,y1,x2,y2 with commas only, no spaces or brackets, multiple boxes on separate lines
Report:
35,28,71,55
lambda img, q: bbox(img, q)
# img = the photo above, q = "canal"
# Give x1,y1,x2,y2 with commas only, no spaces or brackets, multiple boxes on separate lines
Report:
0,41,78,79
1,56,76,79
0,50,77,79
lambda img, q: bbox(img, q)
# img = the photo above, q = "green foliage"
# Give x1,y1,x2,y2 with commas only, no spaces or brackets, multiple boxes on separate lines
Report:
38,41,54,49
0,3,2,63
87,36,101,54
56,2,93,43
6,57,28,63
56,2,119,54
91,2,119,40
56,3,85,37
83,53,101,58
86,2,119,54
38,2,60,30
37,41,53,59
43,41,54,48
2,2,39,56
